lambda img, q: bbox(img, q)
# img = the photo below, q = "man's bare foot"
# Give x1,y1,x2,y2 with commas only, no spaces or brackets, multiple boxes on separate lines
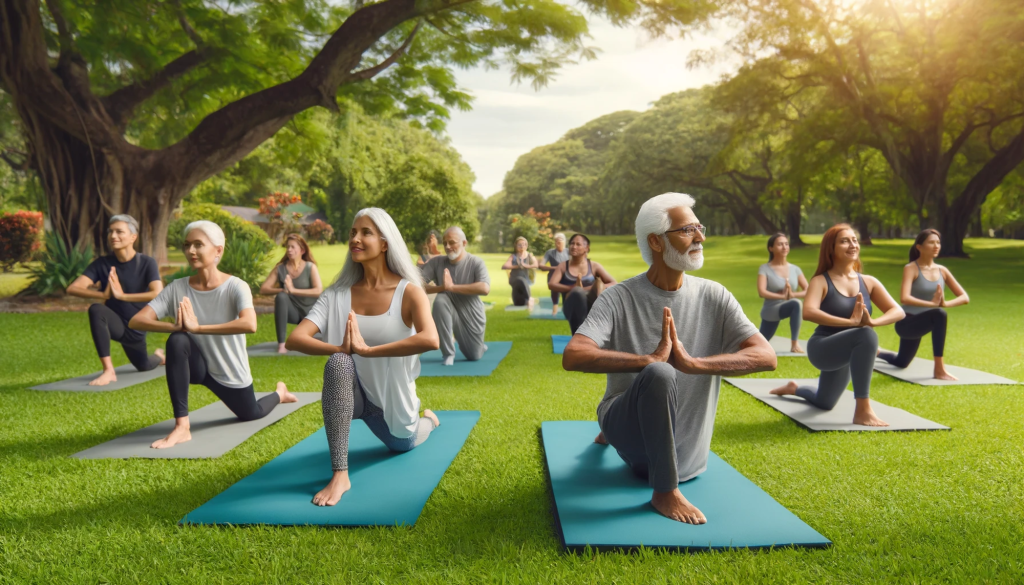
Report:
155,348,166,365
88,369,118,386
312,470,351,506
853,399,889,427
594,432,608,445
276,382,299,403
651,489,706,524
769,381,798,396
151,421,191,449
790,342,805,354
423,409,440,428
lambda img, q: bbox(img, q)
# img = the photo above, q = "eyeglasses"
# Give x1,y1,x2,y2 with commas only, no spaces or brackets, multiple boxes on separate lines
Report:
664,224,706,238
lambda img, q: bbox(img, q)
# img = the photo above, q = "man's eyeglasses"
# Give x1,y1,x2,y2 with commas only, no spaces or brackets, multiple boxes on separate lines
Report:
664,224,706,238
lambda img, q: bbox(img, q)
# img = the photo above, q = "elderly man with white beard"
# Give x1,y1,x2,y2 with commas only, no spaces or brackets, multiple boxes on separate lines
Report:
422,226,491,365
561,192,777,524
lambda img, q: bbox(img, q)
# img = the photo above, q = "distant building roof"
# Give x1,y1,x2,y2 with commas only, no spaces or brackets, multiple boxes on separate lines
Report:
221,206,267,224
304,212,329,225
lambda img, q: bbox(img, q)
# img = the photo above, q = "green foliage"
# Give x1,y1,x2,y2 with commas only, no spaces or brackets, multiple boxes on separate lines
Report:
506,209,559,255
167,202,275,258
163,265,197,285
218,237,273,294
0,211,43,271
26,231,94,296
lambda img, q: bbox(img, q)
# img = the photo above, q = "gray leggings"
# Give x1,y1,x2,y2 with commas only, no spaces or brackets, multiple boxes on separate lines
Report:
759,299,802,341
321,352,435,471
275,293,309,343
796,327,878,409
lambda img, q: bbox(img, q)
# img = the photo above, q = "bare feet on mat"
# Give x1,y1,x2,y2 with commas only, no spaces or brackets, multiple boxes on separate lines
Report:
594,432,608,445
423,409,440,428
552,306,558,316
853,399,889,427
769,381,798,396
312,470,351,506
528,297,536,310
651,489,706,524
276,382,298,403
277,343,288,354
790,342,804,354
155,348,166,365
933,358,957,381
88,369,118,386
151,421,191,449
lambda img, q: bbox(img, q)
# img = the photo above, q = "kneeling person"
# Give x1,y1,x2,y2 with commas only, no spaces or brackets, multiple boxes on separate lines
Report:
422,226,490,365
562,193,776,524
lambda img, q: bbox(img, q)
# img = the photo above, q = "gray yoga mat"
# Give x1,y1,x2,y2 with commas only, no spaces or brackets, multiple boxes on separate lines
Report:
873,352,1018,386
504,304,530,311
29,364,166,392
73,392,322,459
724,378,949,432
246,342,317,358
768,335,809,358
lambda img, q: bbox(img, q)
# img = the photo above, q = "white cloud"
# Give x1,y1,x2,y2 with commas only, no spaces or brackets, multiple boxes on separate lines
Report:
446,18,738,197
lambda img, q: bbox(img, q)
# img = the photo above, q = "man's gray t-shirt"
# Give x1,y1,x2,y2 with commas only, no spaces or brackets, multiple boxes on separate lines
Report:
543,248,570,267
421,253,490,331
576,273,758,481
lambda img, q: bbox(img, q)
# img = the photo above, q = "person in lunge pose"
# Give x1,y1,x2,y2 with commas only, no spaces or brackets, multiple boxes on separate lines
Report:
286,208,441,507
877,229,969,380
756,233,809,353
539,233,569,315
501,236,538,308
131,221,298,449
562,192,776,525
421,226,490,365
67,215,165,386
547,233,616,335
769,224,904,426
259,234,323,354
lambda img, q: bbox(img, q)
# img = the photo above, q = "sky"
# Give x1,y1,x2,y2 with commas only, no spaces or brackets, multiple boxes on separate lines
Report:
444,18,740,198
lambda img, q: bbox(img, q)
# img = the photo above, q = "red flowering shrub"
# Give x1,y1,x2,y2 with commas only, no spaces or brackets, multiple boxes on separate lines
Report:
0,210,43,271
258,192,303,241
304,219,334,244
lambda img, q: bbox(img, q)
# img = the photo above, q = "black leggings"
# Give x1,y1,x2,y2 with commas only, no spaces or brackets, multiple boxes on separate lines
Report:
548,272,562,306
510,276,531,306
564,287,600,335
275,293,309,344
165,331,280,420
758,300,802,342
88,304,160,371
879,309,947,368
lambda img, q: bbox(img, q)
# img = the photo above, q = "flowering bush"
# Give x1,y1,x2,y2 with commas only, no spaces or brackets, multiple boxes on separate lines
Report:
506,207,561,254
0,210,43,271
258,192,303,242
304,219,334,244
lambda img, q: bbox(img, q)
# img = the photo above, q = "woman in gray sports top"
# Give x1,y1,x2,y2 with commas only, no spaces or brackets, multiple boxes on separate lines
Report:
260,234,323,354
769,224,904,426
877,229,969,380
756,233,809,353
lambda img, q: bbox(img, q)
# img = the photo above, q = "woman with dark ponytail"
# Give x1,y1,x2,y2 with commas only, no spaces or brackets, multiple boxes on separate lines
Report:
756,233,809,353
877,229,969,380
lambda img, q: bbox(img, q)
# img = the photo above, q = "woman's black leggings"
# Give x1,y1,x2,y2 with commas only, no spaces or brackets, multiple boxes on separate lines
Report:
758,300,802,342
878,309,947,368
548,272,562,306
165,331,280,420
511,276,531,306
275,293,309,343
796,327,878,410
88,304,160,371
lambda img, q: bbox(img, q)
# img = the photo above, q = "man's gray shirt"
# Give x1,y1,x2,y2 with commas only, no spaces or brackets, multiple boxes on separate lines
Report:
421,253,490,332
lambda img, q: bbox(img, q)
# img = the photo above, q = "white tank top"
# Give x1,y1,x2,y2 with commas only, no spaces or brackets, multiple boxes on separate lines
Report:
353,280,422,438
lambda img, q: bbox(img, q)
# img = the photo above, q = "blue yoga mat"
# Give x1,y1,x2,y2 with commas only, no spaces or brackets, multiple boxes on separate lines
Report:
530,308,566,320
418,341,512,377
181,410,480,527
541,421,830,551
552,334,571,354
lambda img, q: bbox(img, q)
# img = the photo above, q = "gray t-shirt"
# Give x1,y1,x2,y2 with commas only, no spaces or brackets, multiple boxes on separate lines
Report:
576,273,758,481
758,263,804,320
421,253,490,334
148,276,254,388
543,248,570,267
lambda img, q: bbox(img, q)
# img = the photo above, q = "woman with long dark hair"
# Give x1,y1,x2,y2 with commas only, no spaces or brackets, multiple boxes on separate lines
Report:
260,234,323,354
769,224,904,426
756,232,809,353
877,229,969,380
547,233,616,334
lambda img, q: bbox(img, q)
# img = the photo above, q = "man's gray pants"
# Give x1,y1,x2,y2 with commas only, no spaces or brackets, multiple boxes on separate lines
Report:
431,293,486,361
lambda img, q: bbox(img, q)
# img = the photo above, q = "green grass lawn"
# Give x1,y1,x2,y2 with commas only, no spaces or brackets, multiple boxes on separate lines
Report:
2,236,1023,583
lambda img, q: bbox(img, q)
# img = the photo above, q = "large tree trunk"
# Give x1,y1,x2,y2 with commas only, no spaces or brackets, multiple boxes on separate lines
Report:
854,216,873,246
784,188,805,246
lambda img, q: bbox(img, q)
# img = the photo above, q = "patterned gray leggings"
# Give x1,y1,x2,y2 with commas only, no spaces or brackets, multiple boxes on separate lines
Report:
322,352,435,471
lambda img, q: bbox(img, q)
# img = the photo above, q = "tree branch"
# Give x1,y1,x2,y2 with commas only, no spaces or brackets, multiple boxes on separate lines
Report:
101,49,207,130
349,19,422,82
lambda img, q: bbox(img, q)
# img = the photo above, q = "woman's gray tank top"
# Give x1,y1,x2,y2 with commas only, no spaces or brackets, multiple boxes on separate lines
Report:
904,261,944,315
277,261,317,312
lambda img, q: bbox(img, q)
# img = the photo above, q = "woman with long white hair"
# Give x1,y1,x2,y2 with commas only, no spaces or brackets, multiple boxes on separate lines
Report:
286,208,441,507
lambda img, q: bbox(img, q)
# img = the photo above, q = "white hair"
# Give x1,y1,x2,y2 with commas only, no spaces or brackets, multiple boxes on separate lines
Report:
444,226,467,243
109,214,139,235
553,232,566,242
333,208,424,290
183,220,226,248
635,192,697,266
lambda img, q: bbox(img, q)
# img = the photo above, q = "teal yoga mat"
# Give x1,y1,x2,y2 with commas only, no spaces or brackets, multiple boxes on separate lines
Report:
541,421,831,552
181,410,480,527
552,334,571,354
418,341,512,377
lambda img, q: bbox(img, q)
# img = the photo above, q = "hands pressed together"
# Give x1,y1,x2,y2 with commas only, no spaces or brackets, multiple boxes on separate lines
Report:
649,307,698,374
441,268,455,292
931,284,945,308
107,267,124,300
337,311,369,356
175,296,200,333
783,282,792,300
848,293,875,328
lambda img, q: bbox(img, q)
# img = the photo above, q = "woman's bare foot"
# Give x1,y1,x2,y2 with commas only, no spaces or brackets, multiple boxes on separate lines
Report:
594,432,608,445
276,382,298,403
88,369,118,386
790,342,805,354
552,306,559,316
651,489,706,524
423,409,440,428
853,398,889,427
155,348,166,365
528,297,536,310
151,419,191,448
277,343,288,354
312,470,351,506
769,381,798,396
933,358,957,381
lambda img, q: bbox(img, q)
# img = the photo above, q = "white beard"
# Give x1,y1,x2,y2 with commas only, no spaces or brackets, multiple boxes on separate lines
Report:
447,250,462,261
662,238,703,271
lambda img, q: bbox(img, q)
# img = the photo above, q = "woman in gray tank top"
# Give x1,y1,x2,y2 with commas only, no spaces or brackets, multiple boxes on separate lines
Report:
756,233,809,353
877,229,970,380
769,224,904,426
501,236,539,307
259,234,323,353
